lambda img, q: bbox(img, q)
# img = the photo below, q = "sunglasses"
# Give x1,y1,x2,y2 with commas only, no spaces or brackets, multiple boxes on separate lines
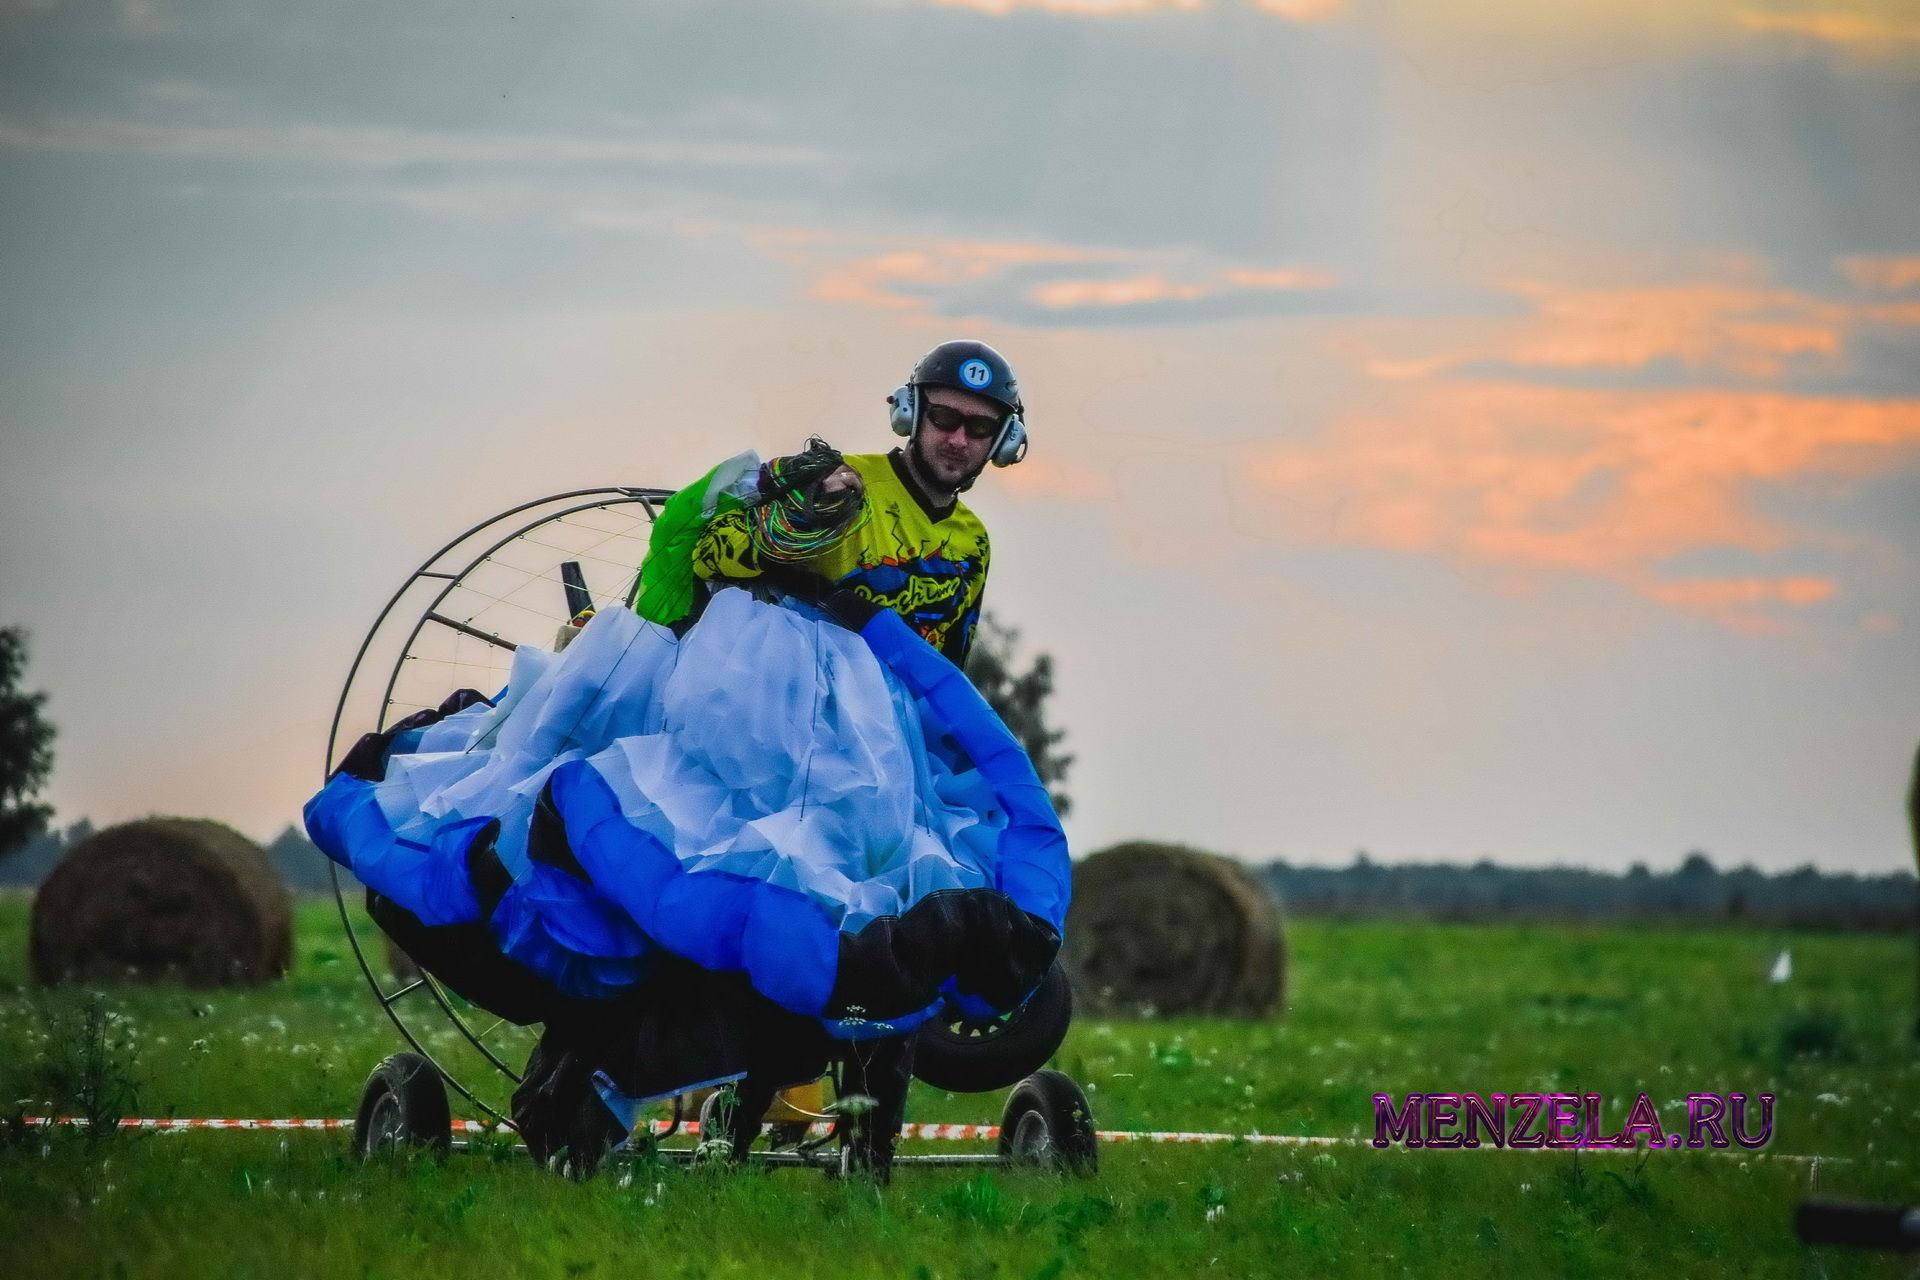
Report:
922,402,1005,441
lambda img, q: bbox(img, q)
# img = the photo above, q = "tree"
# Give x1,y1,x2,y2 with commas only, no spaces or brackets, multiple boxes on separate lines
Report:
964,613,1074,817
0,627,56,861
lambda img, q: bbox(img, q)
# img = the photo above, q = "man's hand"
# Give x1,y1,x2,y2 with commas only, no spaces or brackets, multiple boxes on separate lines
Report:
820,464,864,503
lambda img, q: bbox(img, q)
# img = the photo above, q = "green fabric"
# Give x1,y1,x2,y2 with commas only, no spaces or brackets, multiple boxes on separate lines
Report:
633,462,746,626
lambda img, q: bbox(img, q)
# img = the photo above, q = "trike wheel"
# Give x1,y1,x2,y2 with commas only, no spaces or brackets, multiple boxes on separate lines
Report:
914,961,1073,1094
353,1052,452,1159
998,1068,1097,1176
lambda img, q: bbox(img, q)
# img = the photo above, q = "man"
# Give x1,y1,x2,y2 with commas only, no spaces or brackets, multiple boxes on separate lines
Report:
669,338,1033,1176
398,343,1057,1180
690,338,1028,667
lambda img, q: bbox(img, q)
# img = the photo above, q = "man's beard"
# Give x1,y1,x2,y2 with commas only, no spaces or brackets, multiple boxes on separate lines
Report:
911,431,972,493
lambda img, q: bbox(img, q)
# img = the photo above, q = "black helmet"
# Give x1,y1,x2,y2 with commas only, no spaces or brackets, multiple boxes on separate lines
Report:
909,340,1023,415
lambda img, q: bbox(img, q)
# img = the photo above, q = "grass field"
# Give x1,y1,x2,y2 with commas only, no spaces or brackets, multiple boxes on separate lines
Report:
1,896,1915,1278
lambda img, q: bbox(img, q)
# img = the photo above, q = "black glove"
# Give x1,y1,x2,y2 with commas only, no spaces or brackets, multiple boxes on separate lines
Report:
757,437,841,499
759,568,881,633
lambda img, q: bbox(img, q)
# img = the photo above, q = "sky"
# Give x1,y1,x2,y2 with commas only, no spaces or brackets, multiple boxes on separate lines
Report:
1,0,1916,874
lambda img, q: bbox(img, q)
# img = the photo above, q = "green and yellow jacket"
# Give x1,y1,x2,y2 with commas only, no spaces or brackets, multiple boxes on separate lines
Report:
692,449,990,665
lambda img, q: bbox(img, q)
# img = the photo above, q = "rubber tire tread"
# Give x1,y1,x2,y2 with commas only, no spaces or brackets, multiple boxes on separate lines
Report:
353,1052,452,1159
913,960,1073,1094
997,1067,1097,1175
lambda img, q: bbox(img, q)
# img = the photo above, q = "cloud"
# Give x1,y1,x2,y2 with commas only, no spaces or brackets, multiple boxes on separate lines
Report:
141,80,228,105
1030,273,1211,308
1247,0,1344,16
113,0,173,36
1840,256,1920,292
1353,278,1920,386
1030,265,1337,309
1394,0,1920,60
1737,10,1920,47
721,221,1341,320
773,236,1123,312
933,0,1203,11
928,0,1343,16
1222,267,1341,289
0,114,835,172
1643,575,1836,610
1000,451,1117,502
1244,380,1920,631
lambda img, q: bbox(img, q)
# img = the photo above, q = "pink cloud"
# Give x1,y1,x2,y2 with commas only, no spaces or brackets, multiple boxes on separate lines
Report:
1356,278,1918,382
1246,0,1344,16
929,0,1342,16
1737,11,1920,47
931,0,1202,13
1840,256,1920,292
1245,381,1920,631
732,220,1340,316
1028,262,1337,309
779,236,1118,312
1222,266,1340,289
1000,451,1117,502
1030,273,1211,308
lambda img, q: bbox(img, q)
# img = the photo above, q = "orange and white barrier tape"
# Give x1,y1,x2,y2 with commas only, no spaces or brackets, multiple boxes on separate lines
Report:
29,1117,364,1131
24,1116,1337,1143
20,1117,1850,1163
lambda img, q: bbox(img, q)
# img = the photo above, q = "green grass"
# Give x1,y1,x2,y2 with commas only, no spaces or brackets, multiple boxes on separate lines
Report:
1,897,1915,1278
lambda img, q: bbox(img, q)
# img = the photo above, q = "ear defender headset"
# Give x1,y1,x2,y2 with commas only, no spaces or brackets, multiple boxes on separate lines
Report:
887,339,1028,469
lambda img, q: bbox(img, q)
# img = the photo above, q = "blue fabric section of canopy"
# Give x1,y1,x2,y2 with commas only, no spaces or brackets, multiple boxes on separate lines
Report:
305,772,481,927
305,599,1070,1034
857,609,1071,933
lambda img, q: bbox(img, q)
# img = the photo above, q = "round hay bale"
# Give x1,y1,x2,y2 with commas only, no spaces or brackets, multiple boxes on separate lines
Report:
30,818,292,986
1064,842,1285,1018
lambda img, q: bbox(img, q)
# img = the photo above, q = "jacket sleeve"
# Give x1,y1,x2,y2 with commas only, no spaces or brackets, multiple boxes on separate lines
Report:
691,508,764,582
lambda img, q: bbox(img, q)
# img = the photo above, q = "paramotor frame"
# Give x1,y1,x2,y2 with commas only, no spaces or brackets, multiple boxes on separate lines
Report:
322,486,673,1125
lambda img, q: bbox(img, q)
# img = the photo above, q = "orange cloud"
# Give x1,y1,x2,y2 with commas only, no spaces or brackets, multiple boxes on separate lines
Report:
1029,263,1337,309
738,221,1340,317
931,0,1202,13
1000,451,1117,502
781,236,1117,312
1359,279,1918,383
1644,576,1836,608
1246,0,1345,16
1030,273,1209,308
1840,256,1920,292
1737,11,1920,46
1641,579,1840,634
1222,266,1340,289
1244,381,1920,630
1508,282,1845,376
929,0,1343,15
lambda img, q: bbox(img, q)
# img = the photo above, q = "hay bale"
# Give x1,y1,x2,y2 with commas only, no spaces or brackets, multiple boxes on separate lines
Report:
1064,842,1285,1018
1907,739,1918,869
30,818,292,986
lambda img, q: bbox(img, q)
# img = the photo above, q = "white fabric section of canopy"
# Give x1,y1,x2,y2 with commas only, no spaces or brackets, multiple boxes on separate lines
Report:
371,589,1003,932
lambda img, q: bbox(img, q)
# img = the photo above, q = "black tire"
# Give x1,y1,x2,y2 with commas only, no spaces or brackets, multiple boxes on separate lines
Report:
913,961,1073,1094
998,1069,1097,1175
554,1085,624,1181
353,1052,452,1159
